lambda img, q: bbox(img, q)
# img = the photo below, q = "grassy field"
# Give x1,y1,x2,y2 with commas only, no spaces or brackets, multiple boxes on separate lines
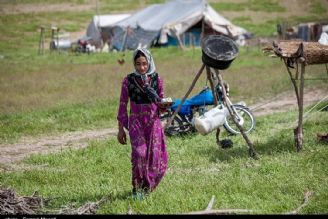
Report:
0,0,328,215
1,108,327,214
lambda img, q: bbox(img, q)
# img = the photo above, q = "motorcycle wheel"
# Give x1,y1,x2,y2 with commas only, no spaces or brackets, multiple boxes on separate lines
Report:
223,105,256,135
160,112,193,136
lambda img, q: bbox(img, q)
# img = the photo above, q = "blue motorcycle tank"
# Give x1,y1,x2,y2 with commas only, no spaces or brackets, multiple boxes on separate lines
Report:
171,88,214,115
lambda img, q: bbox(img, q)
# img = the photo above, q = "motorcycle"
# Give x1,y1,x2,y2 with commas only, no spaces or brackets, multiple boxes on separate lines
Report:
160,85,256,136
75,36,93,54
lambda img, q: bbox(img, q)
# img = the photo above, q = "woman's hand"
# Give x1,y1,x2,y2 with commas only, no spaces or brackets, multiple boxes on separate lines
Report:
158,104,168,113
117,125,127,145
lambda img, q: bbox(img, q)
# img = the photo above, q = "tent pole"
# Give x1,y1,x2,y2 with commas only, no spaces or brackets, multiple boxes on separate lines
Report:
201,17,205,40
175,31,185,50
121,26,129,51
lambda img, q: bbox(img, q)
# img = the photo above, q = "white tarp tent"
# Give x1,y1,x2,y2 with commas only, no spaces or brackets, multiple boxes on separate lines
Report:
100,0,249,50
86,14,130,47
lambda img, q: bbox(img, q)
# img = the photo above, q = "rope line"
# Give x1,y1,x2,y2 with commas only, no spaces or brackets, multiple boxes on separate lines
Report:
302,95,328,119
250,94,328,131
286,95,328,129
249,94,286,111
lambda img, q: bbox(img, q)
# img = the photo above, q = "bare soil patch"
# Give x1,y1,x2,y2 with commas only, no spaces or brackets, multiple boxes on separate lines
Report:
0,128,117,170
250,87,328,116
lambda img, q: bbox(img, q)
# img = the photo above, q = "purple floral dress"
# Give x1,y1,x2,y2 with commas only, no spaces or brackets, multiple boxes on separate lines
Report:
117,72,168,192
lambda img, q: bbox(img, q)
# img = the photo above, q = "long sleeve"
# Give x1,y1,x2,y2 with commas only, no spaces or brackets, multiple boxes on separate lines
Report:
157,75,164,99
117,77,129,130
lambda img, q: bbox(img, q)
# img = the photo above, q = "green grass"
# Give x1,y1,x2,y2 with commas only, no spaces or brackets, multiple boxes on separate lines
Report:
310,2,327,15
247,0,285,12
0,100,118,144
1,46,327,143
212,0,285,12
1,0,328,214
1,106,327,214
211,2,246,12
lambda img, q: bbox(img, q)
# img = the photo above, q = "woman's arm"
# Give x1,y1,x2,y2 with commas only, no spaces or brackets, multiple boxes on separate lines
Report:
117,77,129,130
157,75,164,99
117,77,129,145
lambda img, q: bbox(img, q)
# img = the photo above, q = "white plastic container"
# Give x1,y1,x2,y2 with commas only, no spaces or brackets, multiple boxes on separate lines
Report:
194,105,229,135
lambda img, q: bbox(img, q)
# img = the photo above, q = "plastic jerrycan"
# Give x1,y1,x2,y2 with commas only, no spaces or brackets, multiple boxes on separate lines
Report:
194,105,229,135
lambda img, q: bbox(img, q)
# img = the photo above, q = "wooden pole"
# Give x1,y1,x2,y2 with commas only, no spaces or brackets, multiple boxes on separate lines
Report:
164,64,205,129
206,66,221,144
206,66,221,145
283,58,300,107
50,27,55,52
175,32,185,51
201,16,205,41
214,69,257,158
294,62,305,151
38,26,45,55
56,28,60,53
283,55,306,151
206,66,218,106
121,26,129,52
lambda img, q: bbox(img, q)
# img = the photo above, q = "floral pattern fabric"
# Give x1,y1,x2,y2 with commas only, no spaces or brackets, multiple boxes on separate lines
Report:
117,73,168,192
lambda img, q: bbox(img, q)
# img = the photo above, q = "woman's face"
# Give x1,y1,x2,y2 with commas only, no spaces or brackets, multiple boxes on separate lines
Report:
134,56,149,74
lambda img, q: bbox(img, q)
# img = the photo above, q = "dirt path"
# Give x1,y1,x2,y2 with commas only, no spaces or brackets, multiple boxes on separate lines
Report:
250,88,328,116
0,128,117,169
0,88,327,170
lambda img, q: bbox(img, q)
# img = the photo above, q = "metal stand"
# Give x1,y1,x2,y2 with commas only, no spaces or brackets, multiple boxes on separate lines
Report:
165,64,258,158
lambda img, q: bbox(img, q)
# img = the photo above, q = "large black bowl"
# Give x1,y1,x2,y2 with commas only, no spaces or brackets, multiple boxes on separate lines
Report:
201,35,239,70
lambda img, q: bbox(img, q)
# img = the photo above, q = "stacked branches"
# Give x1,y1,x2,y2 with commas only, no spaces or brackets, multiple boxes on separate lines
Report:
0,187,46,214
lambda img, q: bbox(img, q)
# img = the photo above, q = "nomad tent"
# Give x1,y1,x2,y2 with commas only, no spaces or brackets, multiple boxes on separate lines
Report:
86,14,131,48
100,0,249,51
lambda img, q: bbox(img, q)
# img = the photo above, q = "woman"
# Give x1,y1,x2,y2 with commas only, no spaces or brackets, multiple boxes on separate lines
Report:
117,48,168,200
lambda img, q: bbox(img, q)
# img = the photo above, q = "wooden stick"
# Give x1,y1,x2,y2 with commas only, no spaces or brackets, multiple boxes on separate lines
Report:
214,69,257,159
295,62,305,151
121,26,129,52
216,128,221,145
38,26,45,55
206,66,218,106
186,209,253,215
164,64,205,129
127,204,133,215
206,195,215,211
206,67,221,144
283,58,300,107
285,191,313,214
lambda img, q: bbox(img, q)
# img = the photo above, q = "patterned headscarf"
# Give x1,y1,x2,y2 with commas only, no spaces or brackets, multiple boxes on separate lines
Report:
132,48,156,77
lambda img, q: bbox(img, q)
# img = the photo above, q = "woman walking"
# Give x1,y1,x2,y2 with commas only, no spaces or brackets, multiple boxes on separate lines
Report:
117,48,168,200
